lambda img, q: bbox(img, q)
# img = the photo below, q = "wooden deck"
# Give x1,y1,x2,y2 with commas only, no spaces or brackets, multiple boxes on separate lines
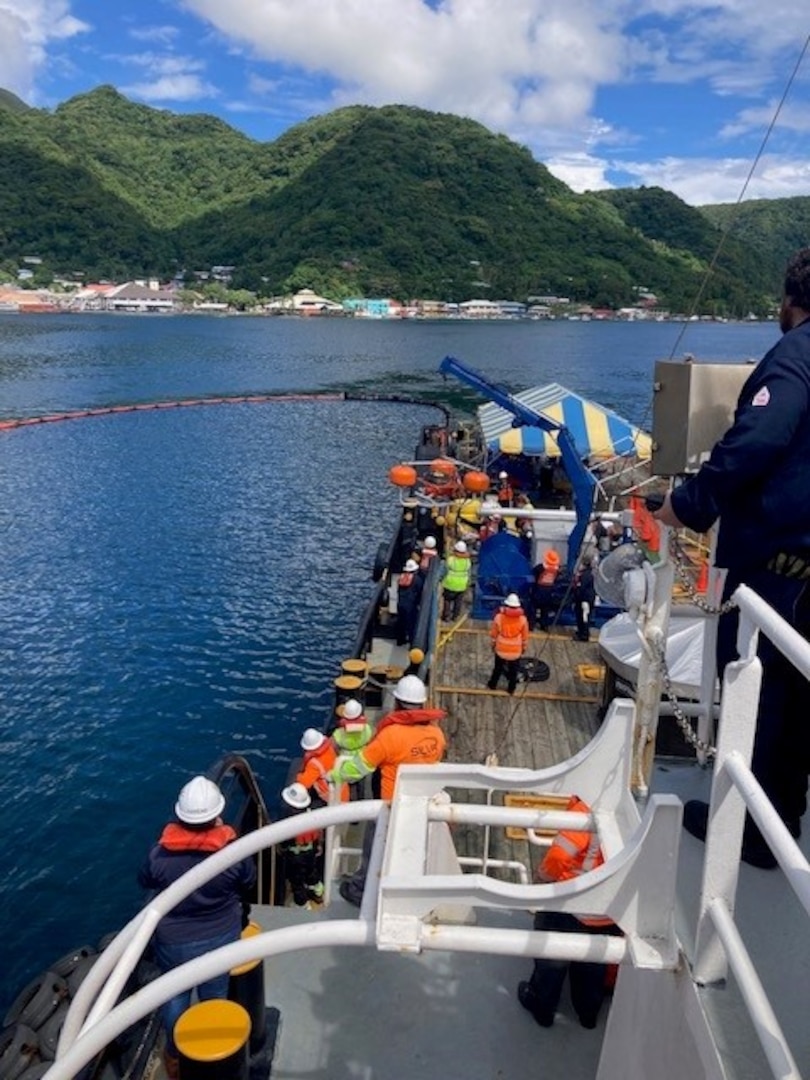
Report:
431,616,606,877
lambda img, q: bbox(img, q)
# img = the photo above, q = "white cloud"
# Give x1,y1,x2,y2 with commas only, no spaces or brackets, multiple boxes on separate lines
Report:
127,25,181,46
0,0,88,98
115,48,217,103
121,74,218,103
615,154,810,205
179,0,810,183
545,154,614,193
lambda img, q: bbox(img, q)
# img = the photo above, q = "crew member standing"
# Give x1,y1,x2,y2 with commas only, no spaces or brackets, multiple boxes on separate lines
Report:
396,557,424,646
487,593,529,694
279,783,324,908
517,795,621,1029
654,247,810,868
329,674,446,906
441,539,472,621
138,776,256,1079
296,729,348,804
418,535,440,572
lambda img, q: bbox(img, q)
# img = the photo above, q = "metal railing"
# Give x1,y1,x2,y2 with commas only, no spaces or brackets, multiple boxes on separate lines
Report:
689,584,810,1080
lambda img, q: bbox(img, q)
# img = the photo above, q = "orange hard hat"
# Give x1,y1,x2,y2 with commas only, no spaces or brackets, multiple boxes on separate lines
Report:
543,550,561,568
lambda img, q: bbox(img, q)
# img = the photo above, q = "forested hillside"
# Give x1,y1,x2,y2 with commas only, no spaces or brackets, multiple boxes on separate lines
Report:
0,85,796,313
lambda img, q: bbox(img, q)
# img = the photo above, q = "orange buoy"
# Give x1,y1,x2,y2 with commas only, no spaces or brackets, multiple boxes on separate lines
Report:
389,463,417,488
429,458,456,477
462,470,490,494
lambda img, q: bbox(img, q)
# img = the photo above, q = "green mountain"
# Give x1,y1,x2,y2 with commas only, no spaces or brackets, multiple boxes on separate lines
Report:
0,85,791,312
595,186,776,315
700,196,810,277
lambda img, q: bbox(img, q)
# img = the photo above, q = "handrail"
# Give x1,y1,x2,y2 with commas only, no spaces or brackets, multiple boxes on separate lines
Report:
691,582,810,1080
55,784,647,1076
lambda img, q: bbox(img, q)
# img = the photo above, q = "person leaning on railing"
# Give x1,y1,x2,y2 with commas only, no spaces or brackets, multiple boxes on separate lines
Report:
654,246,810,869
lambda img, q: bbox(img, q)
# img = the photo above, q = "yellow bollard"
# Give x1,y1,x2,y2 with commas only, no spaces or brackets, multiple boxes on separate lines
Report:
174,999,250,1080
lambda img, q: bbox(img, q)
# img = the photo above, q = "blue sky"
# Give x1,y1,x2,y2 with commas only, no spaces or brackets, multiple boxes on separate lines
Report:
3,0,810,205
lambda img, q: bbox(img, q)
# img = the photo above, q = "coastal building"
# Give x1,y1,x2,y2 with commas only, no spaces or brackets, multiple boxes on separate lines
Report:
342,297,403,318
104,282,178,313
283,288,343,314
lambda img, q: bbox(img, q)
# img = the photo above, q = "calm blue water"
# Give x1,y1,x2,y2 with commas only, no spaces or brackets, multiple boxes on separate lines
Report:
0,313,778,1010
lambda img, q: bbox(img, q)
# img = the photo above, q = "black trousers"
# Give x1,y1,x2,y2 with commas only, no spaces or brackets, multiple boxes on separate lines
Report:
488,655,520,693
525,910,621,1023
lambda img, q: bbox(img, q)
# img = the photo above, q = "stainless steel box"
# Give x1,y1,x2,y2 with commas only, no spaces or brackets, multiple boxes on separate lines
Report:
651,359,756,475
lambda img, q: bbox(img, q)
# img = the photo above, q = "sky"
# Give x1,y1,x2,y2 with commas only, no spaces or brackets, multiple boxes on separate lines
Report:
2,0,810,206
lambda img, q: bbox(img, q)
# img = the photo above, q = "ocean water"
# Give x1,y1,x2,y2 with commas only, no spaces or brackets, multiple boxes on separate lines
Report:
0,313,778,1011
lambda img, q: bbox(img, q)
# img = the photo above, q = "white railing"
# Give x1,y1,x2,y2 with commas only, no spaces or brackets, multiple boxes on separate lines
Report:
689,583,810,1080
46,793,634,1080
48,702,675,1080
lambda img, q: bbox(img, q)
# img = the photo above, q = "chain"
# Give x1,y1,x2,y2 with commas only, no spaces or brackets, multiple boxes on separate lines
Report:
668,532,737,615
646,530,736,757
653,636,717,757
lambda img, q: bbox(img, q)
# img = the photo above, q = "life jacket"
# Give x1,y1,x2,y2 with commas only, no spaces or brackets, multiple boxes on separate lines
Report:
375,707,446,733
490,606,529,659
444,552,471,592
536,565,560,587
288,824,322,852
539,795,613,927
419,548,438,572
297,740,348,802
159,822,236,853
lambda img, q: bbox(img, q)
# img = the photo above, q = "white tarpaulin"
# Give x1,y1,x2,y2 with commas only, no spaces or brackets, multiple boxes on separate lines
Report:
599,611,712,698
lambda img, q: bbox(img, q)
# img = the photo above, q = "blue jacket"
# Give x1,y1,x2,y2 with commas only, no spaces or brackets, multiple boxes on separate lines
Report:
671,318,810,570
138,822,256,945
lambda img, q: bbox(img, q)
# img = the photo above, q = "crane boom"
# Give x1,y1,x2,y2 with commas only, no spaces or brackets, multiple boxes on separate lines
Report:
439,355,596,572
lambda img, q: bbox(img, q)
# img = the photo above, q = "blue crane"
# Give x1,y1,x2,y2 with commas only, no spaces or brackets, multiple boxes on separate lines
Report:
439,355,596,573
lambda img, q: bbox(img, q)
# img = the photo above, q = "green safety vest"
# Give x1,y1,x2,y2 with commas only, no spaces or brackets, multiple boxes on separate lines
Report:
444,554,471,593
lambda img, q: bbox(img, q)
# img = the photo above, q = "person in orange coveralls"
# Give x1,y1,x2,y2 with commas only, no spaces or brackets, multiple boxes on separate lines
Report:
517,795,621,1030
487,592,529,694
328,674,446,906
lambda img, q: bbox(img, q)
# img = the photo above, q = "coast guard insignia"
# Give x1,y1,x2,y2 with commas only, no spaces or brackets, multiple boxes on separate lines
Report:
752,386,770,407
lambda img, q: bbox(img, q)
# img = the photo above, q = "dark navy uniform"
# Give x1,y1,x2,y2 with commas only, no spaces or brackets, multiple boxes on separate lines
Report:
672,318,810,839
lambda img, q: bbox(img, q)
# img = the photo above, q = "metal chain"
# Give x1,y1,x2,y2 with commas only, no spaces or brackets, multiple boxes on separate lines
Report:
668,532,737,616
641,531,736,757
653,636,717,757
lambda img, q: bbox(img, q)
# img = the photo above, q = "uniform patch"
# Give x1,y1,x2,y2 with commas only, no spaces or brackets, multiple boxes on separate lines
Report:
752,386,770,407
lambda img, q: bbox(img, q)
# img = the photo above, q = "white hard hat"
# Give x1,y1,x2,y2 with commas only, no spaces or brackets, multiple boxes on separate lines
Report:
453,540,467,553
343,698,363,721
175,776,225,825
499,471,508,479
504,593,522,608
281,783,311,810
394,674,427,705
404,559,419,573
301,728,327,752
424,536,437,549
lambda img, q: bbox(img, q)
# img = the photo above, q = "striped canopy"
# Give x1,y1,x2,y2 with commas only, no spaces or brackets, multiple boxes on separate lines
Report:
478,383,651,461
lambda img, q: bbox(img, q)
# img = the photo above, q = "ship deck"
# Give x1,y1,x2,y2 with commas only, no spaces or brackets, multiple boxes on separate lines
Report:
434,617,605,874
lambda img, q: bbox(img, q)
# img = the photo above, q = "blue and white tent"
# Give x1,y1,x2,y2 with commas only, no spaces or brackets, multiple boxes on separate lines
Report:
478,383,651,461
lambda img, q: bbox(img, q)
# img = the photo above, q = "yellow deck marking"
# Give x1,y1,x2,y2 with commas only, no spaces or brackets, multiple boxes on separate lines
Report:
577,664,605,682
434,684,600,704
503,792,570,840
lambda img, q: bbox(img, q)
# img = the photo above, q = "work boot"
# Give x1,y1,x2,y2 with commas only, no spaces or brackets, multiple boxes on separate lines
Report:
339,879,363,907
517,982,554,1027
682,799,800,870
